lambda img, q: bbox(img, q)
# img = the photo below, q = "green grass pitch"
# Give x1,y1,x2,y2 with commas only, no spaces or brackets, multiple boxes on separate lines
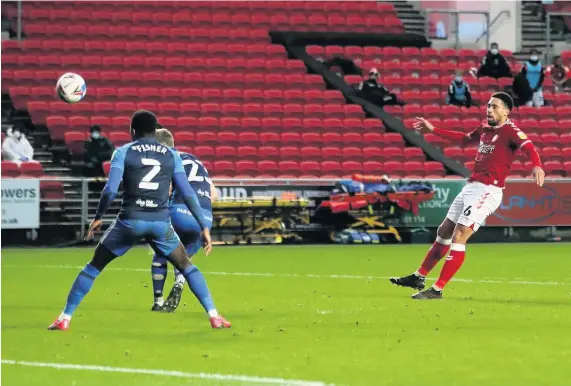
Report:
2,244,571,385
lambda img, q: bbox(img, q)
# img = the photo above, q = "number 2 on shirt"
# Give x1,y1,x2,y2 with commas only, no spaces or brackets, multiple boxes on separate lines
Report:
139,158,161,190
182,159,205,182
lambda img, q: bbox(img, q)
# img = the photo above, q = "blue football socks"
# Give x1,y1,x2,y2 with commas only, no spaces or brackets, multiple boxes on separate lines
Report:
182,265,216,314
62,264,101,317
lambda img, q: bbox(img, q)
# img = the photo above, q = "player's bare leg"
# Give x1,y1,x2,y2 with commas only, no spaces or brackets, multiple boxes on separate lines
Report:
390,218,455,290
413,223,474,299
162,240,200,313
165,243,231,328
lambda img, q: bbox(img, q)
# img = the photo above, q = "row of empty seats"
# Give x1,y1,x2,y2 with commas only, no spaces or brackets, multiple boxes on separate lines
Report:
65,131,422,159
30,103,367,125
55,116,383,132
1,161,44,177
65,130,404,147
61,130,401,148
38,102,362,116
308,45,517,63
7,0,402,33
18,16,403,33
11,87,344,104
101,159,446,179
3,40,286,57
8,29,271,44
0,161,66,199
3,55,305,71
2,71,320,94
10,1,397,13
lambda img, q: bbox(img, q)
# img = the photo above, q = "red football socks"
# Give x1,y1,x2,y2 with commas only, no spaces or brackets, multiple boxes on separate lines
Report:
434,243,466,290
416,236,452,277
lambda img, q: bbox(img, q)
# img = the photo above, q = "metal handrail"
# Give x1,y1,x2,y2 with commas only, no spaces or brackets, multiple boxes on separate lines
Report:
476,10,511,44
546,11,571,63
16,0,22,41
422,9,492,49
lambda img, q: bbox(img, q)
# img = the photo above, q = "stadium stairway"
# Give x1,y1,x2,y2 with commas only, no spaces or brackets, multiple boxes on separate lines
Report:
381,0,427,36
517,0,569,58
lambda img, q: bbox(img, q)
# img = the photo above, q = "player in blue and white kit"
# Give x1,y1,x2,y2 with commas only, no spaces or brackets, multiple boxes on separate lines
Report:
48,110,219,331
150,128,230,328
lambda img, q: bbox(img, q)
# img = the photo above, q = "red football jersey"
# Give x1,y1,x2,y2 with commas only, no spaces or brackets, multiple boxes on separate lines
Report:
466,120,530,188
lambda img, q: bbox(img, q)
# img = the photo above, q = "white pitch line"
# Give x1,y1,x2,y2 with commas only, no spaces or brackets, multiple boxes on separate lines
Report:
3,264,571,286
1,359,331,386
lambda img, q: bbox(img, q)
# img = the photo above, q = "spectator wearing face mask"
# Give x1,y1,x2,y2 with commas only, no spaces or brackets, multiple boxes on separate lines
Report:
447,70,472,107
83,125,114,177
2,127,34,164
476,43,512,79
355,67,401,107
546,55,570,92
521,49,546,107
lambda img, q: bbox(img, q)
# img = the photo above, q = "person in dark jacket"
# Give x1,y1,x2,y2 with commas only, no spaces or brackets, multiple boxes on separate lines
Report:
512,72,534,107
447,70,472,107
355,67,401,106
83,125,114,177
476,43,512,79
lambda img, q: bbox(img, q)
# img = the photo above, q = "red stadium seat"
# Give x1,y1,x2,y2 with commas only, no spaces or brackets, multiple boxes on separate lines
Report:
20,162,44,177
194,146,215,160
1,161,20,178
444,147,465,162
543,160,564,175
382,147,404,161
300,160,321,174
383,161,404,176
108,131,131,147
321,161,342,175
403,147,426,162
425,161,446,176
236,160,258,175
213,160,236,176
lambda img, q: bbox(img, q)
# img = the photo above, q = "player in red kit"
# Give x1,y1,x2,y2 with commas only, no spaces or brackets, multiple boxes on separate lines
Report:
390,92,545,299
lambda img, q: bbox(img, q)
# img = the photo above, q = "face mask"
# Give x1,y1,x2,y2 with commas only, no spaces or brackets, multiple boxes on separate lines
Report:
490,48,498,55
91,131,101,139
530,55,538,62
455,76,463,83
12,131,21,139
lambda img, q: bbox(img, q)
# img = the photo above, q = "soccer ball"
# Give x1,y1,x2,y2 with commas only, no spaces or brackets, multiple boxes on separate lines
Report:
56,72,87,103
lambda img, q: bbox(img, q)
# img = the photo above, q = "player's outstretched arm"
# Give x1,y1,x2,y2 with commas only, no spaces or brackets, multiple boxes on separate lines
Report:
414,117,476,143
86,151,124,240
521,142,545,187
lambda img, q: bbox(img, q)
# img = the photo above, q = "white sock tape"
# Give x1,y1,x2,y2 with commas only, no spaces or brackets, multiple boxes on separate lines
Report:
435,236,452,246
